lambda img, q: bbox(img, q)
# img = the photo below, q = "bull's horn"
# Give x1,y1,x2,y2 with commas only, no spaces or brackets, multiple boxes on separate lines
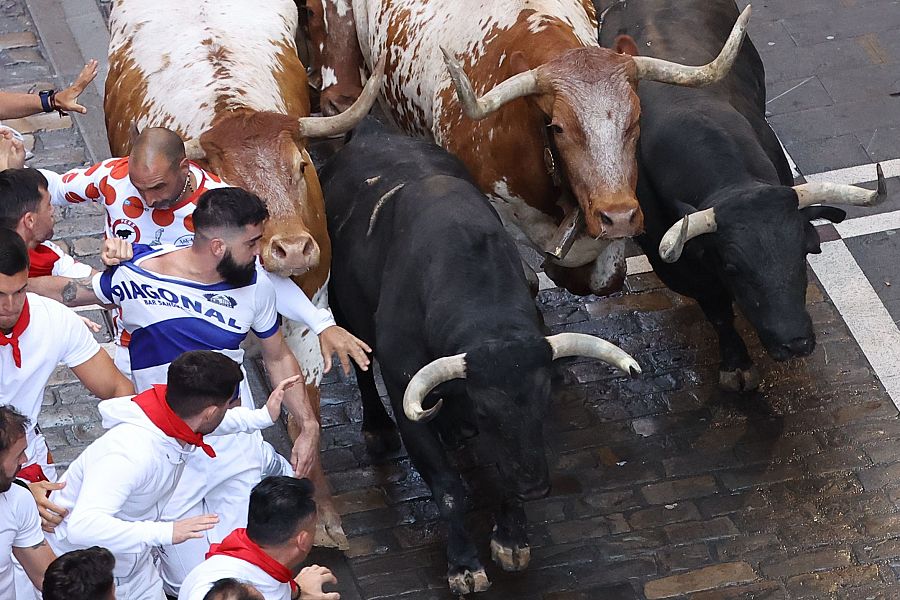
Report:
632,5,751,87
297,55,386,138
442,47,540,120
183,138,206,161
402,354,467,422
794,163,887,208
546,333,641,378
659,208,717,263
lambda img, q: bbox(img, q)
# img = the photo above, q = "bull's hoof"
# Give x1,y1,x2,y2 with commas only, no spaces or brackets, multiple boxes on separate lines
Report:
719,366,761,392
448,568,491,595
314,509,350,551
490,537,531,571
363,426,402,457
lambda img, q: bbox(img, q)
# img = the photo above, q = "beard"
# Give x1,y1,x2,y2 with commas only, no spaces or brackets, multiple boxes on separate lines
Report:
0,470,14,493
217,250,256,287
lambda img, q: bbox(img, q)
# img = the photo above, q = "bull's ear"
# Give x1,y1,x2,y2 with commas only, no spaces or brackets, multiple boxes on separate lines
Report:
614,34,639,57
129,123,140,144
799,205,846,224
800,206,845,254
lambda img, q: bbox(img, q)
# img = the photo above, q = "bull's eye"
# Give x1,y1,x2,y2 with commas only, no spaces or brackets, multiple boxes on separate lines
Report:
723,263,739,275
548,123,564,135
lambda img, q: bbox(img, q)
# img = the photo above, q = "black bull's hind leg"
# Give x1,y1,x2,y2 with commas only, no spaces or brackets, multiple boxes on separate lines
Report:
491,499,531,571
697,295,760,392
383,375,491,594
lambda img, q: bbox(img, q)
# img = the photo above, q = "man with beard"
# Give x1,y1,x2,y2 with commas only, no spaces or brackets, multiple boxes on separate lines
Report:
48,350,296,600
0,406,56,597
38,127,370,378
45,187,323,596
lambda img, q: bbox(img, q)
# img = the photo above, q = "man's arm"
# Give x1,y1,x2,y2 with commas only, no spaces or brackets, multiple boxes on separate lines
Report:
26,275,106,308
71,349,134,399
265,271,371,375
0,60,97,119
259,331,320,477
12,539,55,591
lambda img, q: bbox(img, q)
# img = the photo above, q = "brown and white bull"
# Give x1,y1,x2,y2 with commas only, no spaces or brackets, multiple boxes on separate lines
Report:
346,0,750,295
304,0,366,116
105,0,382,551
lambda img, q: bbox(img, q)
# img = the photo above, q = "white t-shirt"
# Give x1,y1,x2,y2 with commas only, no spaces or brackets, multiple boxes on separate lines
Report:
0,294,100,465
0,483,44,597
28,241,93,278
91,245,279,393
179,555,290,600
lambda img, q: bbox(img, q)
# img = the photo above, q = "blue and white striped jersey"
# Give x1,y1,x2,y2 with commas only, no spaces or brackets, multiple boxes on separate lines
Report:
92,245,280,392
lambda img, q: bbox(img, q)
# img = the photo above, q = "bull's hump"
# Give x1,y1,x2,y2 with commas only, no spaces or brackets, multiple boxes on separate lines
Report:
359,0,597,137
108,0,301,137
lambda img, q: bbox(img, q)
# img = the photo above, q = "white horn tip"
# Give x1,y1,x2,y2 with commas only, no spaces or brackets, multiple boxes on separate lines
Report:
876,163,887,200
628,364,641,378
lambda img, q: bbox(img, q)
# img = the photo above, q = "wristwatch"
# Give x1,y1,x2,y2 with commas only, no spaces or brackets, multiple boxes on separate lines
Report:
38,89,55,113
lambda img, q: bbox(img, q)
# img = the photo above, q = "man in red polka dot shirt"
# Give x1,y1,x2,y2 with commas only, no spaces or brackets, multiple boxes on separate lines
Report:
41,128,228,249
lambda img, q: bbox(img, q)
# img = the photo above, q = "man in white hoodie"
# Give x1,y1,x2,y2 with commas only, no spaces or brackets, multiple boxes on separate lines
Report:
48,350,298,600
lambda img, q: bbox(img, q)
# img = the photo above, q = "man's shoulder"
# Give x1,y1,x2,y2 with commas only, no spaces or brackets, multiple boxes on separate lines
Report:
0,482,38,518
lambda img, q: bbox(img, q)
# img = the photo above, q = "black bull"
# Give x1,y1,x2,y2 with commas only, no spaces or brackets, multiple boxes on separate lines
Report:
597,0,884,391
319,117,638,595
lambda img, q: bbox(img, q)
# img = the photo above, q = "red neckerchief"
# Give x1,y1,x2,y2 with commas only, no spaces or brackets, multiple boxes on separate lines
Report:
0,297,30,367
132,385,216,457
206,528,298,592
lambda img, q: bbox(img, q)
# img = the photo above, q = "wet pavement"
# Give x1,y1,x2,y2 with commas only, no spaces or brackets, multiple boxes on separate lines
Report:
7,0,900,597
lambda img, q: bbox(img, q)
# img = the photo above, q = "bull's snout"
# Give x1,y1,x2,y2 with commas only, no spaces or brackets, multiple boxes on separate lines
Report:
772,336,815,361
588,206,644,239
265,232,320,274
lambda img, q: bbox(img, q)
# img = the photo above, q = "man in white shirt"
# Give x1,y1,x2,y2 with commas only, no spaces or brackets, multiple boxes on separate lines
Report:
0,406,56,597
49,350,297,600
0,229,133,529
48,188,323,595
0,168,93,282
180,476,339,600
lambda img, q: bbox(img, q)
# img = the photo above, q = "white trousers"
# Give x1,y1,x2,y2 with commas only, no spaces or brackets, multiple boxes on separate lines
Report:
112,550,166,600
158,431,291,596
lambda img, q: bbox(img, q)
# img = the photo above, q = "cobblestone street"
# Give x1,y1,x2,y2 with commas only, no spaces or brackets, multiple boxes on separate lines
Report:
3,0,900,598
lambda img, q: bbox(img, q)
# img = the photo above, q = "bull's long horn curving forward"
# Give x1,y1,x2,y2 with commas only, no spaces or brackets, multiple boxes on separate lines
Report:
442,47,541,120
403,354,466,422
632,5,751,86
658,208,717,263
794,163,887,208
297,55,387,138
546,333,641,378
183,137,205,161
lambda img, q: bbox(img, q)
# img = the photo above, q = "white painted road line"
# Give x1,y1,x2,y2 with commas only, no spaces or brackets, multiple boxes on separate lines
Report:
806,158,900,185
807,240,900,411
836,210,900,239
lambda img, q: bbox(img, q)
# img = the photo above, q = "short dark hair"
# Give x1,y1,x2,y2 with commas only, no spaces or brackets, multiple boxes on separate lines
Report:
42,546,115,600
165,351,244,419
0,228,28,276
203,578,264,600
247,476,316,546
194,188,269,236
0,168,48,230
0,406,28,455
